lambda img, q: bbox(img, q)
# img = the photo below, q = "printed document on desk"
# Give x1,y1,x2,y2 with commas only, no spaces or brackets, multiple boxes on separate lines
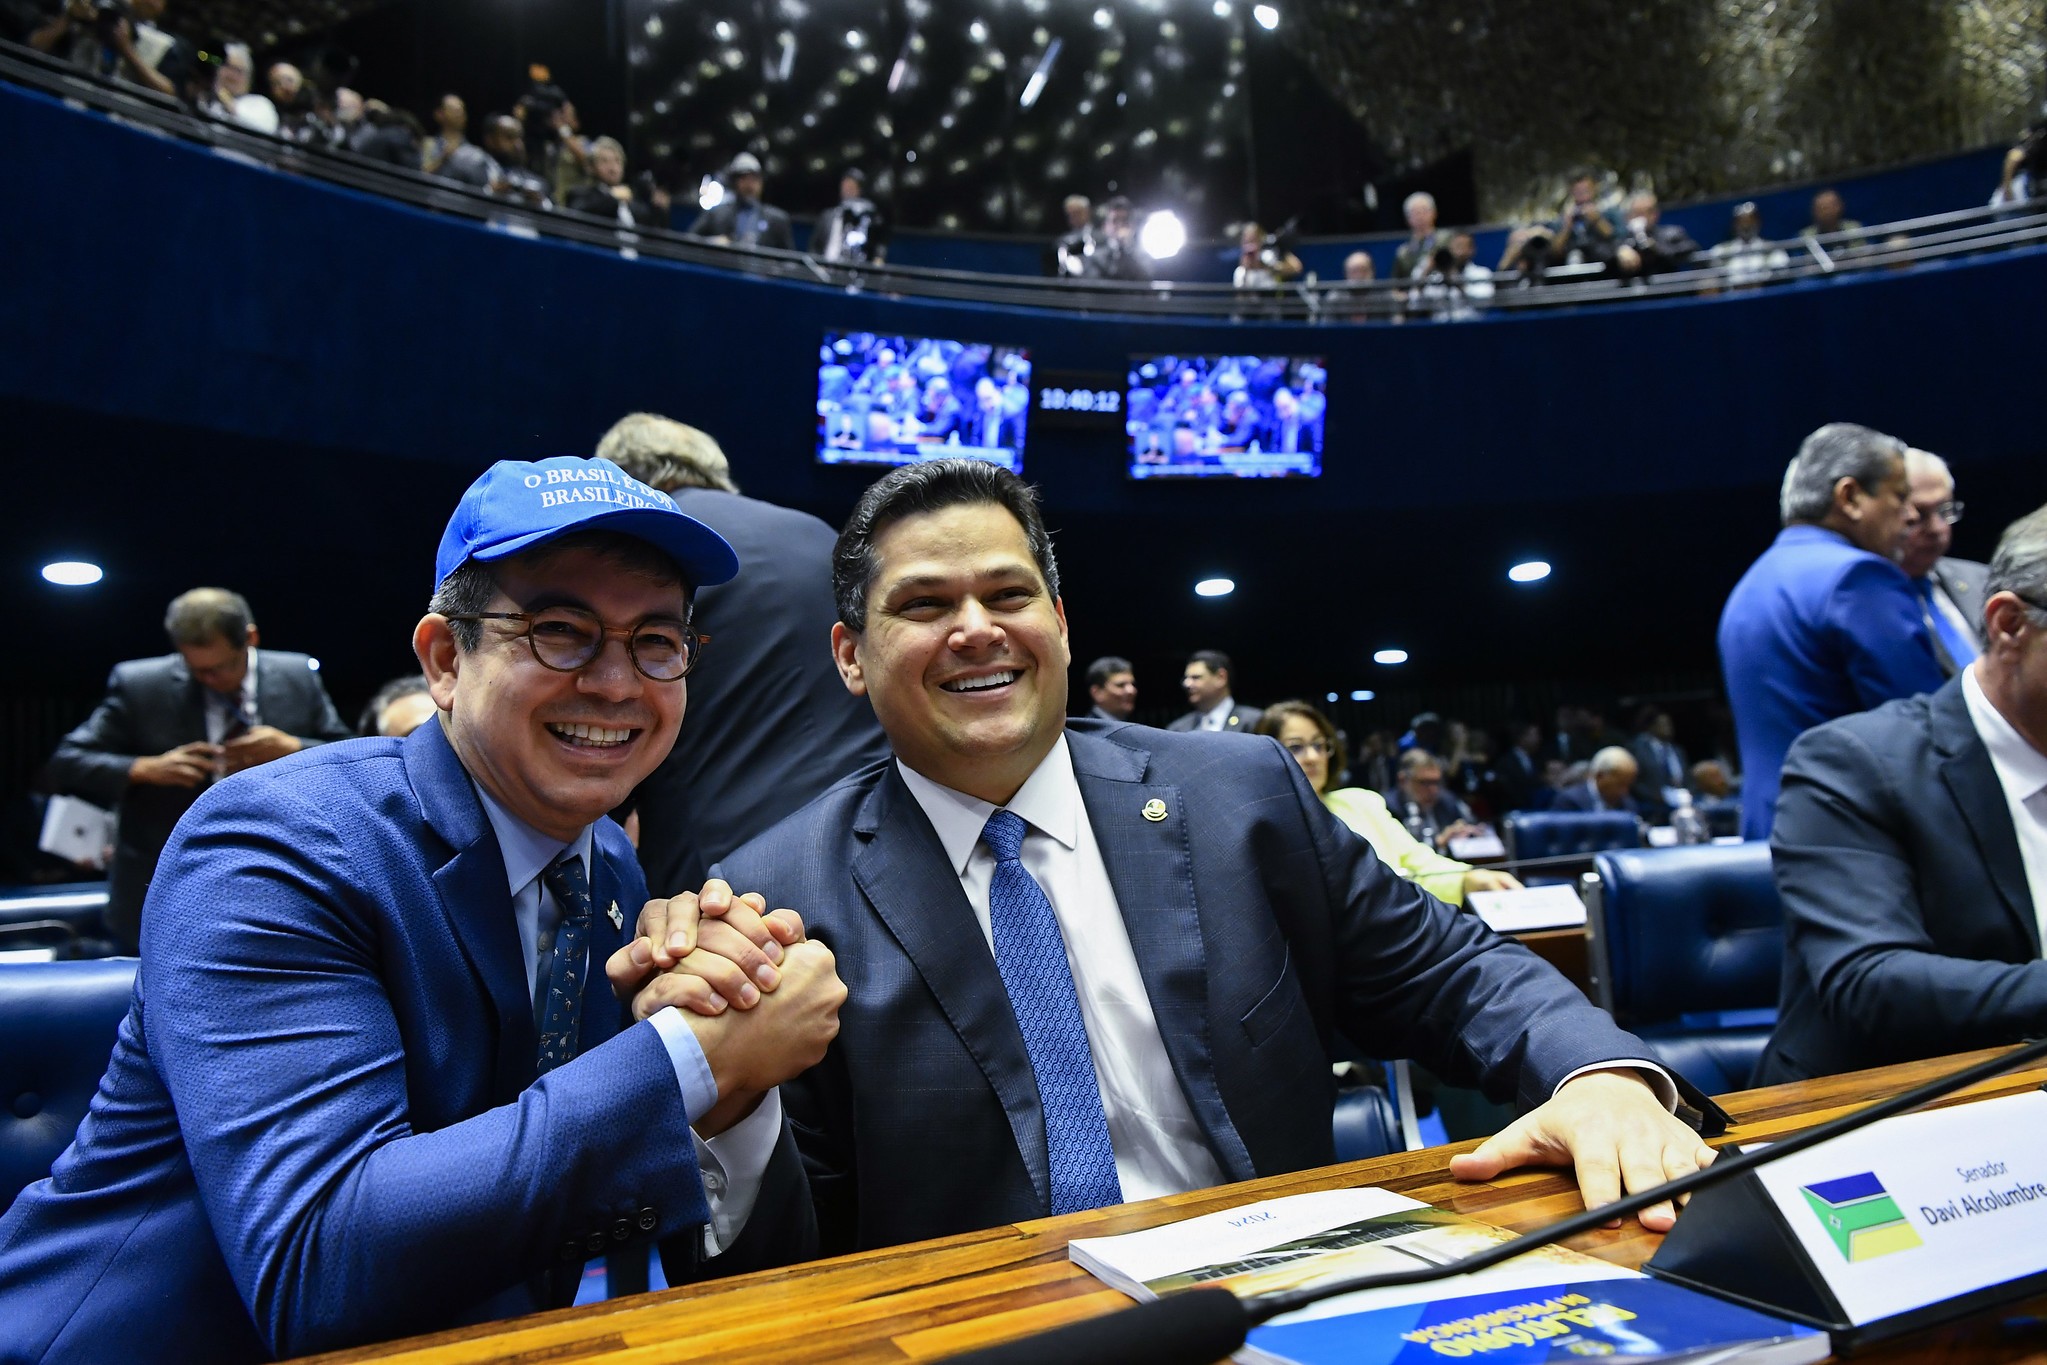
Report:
1466,884,1587,933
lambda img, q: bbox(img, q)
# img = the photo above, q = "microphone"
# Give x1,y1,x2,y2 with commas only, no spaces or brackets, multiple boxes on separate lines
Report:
944,1036,2047,1364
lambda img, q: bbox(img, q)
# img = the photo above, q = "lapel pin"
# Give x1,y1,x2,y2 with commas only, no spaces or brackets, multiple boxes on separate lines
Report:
1141,798,1168,823
607,900,624,931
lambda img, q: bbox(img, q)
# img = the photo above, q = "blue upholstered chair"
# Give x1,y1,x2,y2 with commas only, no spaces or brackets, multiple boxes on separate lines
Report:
1501,811,1643,883
0,958,136,1210
1582,843,1782,1095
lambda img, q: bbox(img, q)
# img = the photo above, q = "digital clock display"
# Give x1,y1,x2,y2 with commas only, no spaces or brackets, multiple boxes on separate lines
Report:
1030,371,1129,430
1037,387,1124,414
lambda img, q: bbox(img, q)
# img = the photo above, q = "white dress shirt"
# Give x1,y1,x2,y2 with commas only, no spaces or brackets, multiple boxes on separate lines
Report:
472,785,779,1254
1962,665,2047,946
1197,694,1236,731
896,735,1227,1200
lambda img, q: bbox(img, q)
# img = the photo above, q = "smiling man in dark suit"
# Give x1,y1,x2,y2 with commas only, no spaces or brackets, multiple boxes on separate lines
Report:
1756,503,2047,1084
46,587,353,950
617,459,1724,1259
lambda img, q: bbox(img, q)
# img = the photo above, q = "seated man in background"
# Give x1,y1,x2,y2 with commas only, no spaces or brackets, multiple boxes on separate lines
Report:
616,460,1721,1261
1718,422,1945,838
1384,747,1481,851
0,458,841,1362
356,673,437,737
1255,701,1523,905
1900,447,1988,675
45,587,352,952
1756,503,2047,1084
1552,745,1643,815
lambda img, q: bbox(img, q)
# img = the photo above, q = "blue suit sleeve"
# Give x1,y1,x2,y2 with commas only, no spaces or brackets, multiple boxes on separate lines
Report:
1773,721,2047,1053
1827,559,1945,708
143,779,710,1358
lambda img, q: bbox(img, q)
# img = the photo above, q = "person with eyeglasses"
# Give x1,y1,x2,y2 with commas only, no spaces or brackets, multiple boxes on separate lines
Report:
1756,502,2047,1084
1252,701,1523,905
1900,447,1990,674
0,457,843,1362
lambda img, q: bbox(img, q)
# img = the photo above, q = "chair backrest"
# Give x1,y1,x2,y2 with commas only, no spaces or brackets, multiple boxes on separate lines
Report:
0,958,136,1210
1502,810,1643,862
1331,1084,1403,1163
1585,842,1782,1027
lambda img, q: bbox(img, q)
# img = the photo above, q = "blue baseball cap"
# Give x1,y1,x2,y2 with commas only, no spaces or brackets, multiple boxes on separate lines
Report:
434,456,739,592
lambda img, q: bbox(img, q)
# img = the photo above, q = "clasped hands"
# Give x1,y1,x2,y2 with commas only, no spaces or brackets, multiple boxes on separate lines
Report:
604,881,845,1135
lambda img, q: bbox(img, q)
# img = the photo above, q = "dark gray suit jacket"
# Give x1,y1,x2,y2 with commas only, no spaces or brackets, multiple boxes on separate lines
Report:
1922,555,1991,675
630,490,889,898
47,650,351,948
716,721,1710,1255
1754,676,2044,1084
1165,701,1263,733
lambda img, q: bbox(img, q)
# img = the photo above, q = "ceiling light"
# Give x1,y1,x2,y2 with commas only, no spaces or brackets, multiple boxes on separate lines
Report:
1349,689,1375,701
1508,560,1552,583
1194,577,1234,597
1213,0,1231,13
1373,648,1408,665
1140,209,1185,258
41,560,103,586
1252,3,1279,28
1325,692,1339,703
1093,6,1113,27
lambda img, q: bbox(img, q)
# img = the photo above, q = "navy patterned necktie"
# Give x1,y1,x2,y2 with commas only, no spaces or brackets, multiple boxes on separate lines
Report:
980,809,1123,1214
536,852,596,1075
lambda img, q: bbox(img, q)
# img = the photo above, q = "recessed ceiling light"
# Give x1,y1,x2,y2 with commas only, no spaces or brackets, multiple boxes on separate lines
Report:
1508,560,1552,583
1349,689,1375,701
41,561,103,586
1194,577,1235,598
1372,648,1408,665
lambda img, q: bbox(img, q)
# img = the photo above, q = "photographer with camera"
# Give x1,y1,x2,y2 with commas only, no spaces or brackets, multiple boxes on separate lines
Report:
1232,220,1302,289
1049,194,1098,277
687,152,794,249
1411,230,1493,321
29,0,188,98
815,168,887,265
1551,169,1620,272
1612,191,1700,279
1083,195,1153,281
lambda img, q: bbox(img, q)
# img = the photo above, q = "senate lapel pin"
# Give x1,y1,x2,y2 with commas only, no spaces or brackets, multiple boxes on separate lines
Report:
1141,798,1168,823
608,900,624,931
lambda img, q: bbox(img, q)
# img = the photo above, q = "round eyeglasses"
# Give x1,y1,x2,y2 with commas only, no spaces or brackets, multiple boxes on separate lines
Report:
445,608,707,681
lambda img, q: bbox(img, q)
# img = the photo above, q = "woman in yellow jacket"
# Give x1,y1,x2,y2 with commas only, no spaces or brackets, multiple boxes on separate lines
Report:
1252,700,1523,904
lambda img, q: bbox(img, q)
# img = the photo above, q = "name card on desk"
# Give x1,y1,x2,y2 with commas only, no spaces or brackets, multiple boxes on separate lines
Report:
1467,883,1586,933
1650,1090,2047,1347
1446,830,1506,860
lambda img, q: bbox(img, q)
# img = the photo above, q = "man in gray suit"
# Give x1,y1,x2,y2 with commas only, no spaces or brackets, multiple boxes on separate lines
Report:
1902,447,1990,674
1756,503,2047,1083
614,460,1723,1258
1166,648,1261,732
47,587,351,949
598,413,889,897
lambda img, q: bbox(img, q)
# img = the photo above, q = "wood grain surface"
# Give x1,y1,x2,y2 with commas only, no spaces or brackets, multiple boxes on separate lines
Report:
296,1047,2047,1365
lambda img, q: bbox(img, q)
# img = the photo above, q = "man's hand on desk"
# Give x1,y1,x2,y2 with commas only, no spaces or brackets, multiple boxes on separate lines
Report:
1447,1070,1715,1232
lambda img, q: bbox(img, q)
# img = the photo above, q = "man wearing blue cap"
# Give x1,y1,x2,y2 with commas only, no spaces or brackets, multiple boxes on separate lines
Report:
0,457,843,1363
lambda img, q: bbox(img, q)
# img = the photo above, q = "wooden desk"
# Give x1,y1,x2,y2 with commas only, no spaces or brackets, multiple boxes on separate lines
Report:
303,1048,2047,1365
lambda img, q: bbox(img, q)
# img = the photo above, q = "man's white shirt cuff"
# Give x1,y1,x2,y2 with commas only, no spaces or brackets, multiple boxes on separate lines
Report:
694,1088,783,1257
1555,1061,1678,1111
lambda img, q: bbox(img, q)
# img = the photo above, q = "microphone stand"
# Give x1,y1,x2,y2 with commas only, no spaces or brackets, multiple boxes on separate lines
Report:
946,1035,2047,1364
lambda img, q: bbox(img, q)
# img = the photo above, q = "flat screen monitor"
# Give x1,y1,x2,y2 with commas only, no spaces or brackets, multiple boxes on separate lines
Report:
817,332,1031,473
1125,354,1327,479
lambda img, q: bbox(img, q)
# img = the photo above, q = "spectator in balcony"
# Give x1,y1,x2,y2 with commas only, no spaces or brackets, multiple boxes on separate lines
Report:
1710,201,1789,287
1325,250,1392,322
815,168,887,264
29,0,187,97
1799,188,1865,252
1992,125,2043,208
529,96,593,206
1412,231,1492,321
1085,656,1139,723
329,86,364,150
687,152,794,249
422,93,471,176
1233,221,1301,289
1613,193,1700,278
267,62,326,145
1550,169,1619,272
1392,191,1442,280
1718,422,1945,838
1900,447,1987,674
348,99,422,170
1085,195,1153,281
197,42,278,133
567,137,664,226
1256,702,1522,905
1552,746,1643,815
482,113,550,207
1051,194,1097,277
1497,224,1554,285
355,675,436,739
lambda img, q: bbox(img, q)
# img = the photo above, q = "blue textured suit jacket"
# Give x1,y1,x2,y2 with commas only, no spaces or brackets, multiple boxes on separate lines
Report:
715,720,1699,1255
1717,525,1944,839
0,720,805,1364
1754,678,2045,1084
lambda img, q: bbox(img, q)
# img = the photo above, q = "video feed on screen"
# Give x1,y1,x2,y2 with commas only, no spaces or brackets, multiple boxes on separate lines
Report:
817,332,1032,473
1125,354,1327,479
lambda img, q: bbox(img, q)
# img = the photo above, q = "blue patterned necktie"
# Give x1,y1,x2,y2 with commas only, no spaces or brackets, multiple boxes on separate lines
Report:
1914,578,1978,670
536,852,596,1075
980,809,1123,1215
